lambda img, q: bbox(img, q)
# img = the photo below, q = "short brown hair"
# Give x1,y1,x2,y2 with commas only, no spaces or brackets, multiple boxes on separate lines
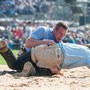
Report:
55,22,68,31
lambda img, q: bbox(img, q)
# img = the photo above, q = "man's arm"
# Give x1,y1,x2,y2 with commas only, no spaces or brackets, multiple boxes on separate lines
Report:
25,37,56,48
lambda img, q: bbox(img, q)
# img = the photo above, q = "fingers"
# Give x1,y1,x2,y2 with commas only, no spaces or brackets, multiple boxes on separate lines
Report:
48,40,55,45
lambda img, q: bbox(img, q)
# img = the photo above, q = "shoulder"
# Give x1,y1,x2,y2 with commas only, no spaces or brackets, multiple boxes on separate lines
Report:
36,27,52,32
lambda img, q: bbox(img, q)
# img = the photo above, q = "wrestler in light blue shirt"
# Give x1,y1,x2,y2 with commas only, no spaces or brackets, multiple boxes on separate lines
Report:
26,27,56,52
57,43,90,69
26,27,90,69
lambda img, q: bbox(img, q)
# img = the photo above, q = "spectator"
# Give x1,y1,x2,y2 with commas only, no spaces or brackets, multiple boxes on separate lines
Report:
18,27,24,38
68,36,76,44
13,36,20,50
0,29,3,38
3,28,9,39
26,21,32,35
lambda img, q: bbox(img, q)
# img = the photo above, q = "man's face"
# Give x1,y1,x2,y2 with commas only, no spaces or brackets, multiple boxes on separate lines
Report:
53,27,67,42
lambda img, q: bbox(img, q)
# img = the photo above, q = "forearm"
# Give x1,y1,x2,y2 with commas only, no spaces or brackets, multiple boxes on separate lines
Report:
25,38,48,48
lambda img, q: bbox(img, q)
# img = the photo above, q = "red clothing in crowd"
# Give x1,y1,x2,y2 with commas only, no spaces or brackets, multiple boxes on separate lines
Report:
18,28,24,38
13,29,18,38
13,28,24,38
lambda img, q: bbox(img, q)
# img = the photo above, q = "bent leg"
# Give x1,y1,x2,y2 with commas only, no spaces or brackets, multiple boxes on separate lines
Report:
0,40,33,72
0,40,17,69
13,62,35,77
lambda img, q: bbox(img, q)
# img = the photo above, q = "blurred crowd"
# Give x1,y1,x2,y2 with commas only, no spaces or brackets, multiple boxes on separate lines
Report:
63,29,90,45
0,0,53,16
0,20,90,50
0,21,33,50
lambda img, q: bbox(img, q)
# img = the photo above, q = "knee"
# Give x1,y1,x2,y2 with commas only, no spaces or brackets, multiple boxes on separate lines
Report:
0,40,9,52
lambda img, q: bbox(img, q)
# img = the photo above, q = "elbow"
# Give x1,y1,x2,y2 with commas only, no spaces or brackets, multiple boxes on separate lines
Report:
25,43,30,48
25,37,35,48
25,41,32,48
25,38,31,48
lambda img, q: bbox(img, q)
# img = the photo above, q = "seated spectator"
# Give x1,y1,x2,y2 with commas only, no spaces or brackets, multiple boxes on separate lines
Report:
13,36,20,50
68,36,76,44
3,28,9,39
75,37,84,45
6,39,13,49
0,29,3,38
41,2,50,13
87,36,90,44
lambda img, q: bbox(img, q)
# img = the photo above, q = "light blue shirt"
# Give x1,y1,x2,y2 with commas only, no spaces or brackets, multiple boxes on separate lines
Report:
31,27,55,40
57,43,90,69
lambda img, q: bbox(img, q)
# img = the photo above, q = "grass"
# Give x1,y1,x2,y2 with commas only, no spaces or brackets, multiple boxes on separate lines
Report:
0,50,19,65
